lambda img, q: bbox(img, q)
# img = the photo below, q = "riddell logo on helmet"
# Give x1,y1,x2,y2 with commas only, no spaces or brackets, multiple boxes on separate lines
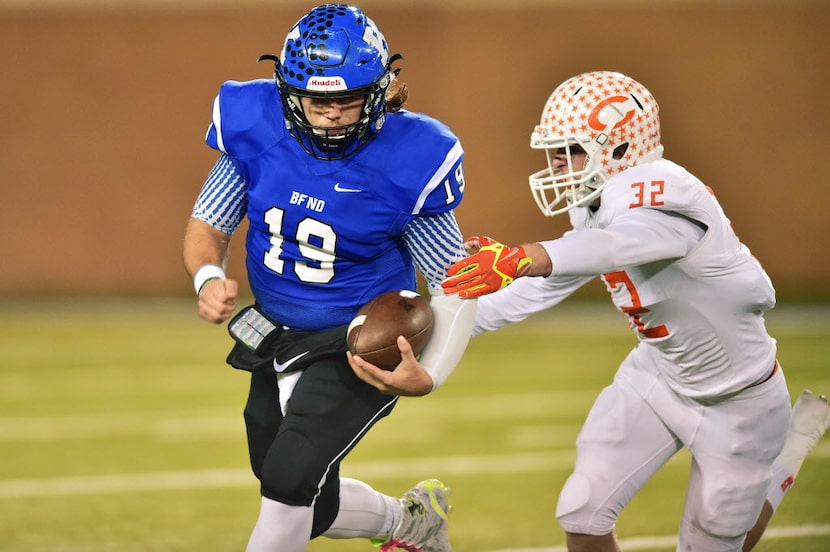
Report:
308,77,347,91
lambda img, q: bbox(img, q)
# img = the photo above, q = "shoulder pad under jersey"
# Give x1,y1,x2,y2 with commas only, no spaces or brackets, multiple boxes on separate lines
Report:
359,110,465,216
205,79,285,159
599,159,716,228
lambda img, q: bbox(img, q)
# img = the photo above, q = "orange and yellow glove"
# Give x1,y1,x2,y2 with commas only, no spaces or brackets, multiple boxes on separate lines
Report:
441,236,533,298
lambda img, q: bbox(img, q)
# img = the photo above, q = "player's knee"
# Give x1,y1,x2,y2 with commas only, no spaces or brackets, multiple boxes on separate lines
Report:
687,475,766,547
678,515,746,551
555,472,617,535
678,483,763,551
259,429,323,506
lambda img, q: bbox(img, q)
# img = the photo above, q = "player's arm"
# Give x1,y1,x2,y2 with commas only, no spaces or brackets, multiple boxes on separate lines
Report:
349,211,477,396
443,210,705,298
405,212,478,390
473,273,592,335
183,154,248,324
543,209,705,276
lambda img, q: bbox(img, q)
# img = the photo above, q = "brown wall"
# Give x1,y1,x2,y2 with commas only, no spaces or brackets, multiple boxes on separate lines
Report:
2,2,828,300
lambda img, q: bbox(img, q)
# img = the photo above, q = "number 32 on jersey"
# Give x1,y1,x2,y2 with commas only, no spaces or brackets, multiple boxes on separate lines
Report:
629,180,665,208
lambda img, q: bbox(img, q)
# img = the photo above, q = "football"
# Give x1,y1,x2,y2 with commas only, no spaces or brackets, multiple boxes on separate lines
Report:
347,290,434,370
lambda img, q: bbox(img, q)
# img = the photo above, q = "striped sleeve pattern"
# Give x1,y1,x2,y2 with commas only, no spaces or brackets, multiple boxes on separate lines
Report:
403,211,466,291
191,153,247,235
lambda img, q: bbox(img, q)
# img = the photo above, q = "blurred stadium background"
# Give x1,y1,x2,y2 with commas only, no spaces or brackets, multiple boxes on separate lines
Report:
1,0,828,550
1,0,829,299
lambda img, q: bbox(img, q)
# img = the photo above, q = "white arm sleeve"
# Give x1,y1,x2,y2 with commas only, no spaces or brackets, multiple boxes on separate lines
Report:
474,274,591,336
402,211,476,391
545,209,706,276
417,291,477,391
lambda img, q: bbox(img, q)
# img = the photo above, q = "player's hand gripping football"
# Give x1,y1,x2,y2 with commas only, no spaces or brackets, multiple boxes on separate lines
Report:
348,336,435,396
441,235,532,298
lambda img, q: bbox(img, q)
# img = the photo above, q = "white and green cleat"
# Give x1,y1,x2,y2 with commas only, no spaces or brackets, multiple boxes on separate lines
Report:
375,479,453,552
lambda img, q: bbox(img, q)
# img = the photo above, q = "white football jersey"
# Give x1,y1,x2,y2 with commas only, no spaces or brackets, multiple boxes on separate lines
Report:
475,159,777,399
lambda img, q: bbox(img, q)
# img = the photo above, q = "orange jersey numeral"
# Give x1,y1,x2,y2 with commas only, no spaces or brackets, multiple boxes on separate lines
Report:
603,270,669,339
629,180,665,208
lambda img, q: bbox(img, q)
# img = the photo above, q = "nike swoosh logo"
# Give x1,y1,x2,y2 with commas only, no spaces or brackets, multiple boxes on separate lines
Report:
274,351,310,373
334,183,362,193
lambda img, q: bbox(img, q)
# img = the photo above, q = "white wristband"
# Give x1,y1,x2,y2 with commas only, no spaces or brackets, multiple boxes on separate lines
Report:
193,264,226,295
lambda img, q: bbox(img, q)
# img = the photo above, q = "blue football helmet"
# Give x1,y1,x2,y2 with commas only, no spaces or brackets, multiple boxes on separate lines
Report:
259,4,402,160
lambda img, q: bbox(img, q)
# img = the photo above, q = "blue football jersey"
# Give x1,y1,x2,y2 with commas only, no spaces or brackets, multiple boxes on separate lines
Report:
206,79,465,331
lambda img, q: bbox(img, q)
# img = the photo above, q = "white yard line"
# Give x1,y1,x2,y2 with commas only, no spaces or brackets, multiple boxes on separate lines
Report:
487,524,830,552
0,450,576,499
0,391,596,441
2,444,828,499
0,459,826,549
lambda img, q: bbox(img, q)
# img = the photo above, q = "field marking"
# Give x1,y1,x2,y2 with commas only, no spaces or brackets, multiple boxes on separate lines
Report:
0,408,244,441
1,460,826,550
487,524,830,552
0,450,578,499
2,443,829,500
0,391,596,441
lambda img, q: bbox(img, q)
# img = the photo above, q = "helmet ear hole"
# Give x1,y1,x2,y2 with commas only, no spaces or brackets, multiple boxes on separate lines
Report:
613,143,629,160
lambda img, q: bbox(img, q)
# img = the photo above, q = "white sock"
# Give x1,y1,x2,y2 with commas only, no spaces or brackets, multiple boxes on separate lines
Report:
763,390,830,512
322,478,401,539
246,496,313,552
765,462,793,512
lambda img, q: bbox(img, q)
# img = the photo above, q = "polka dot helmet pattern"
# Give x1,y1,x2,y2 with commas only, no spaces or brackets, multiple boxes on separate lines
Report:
258,4,400,160
528,71,663,217
278,4,391,93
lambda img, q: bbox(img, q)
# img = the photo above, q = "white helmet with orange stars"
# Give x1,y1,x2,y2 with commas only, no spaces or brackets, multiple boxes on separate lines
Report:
529,71,663,217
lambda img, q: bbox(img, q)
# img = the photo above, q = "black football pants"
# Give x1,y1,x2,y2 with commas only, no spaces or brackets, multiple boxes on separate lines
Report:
243,354,398,538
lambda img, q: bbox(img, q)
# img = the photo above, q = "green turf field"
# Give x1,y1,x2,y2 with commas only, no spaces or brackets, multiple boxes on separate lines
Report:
1,298,828,551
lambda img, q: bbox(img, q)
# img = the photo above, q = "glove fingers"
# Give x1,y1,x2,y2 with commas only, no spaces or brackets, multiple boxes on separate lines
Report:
463,235,496,251
459,283,489,299
443,272,480,291
444,237,528,298
446,257,479,277
442,265,486,293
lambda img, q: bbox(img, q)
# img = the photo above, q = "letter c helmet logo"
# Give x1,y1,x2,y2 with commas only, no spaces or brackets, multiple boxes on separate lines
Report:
588,95,638,132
